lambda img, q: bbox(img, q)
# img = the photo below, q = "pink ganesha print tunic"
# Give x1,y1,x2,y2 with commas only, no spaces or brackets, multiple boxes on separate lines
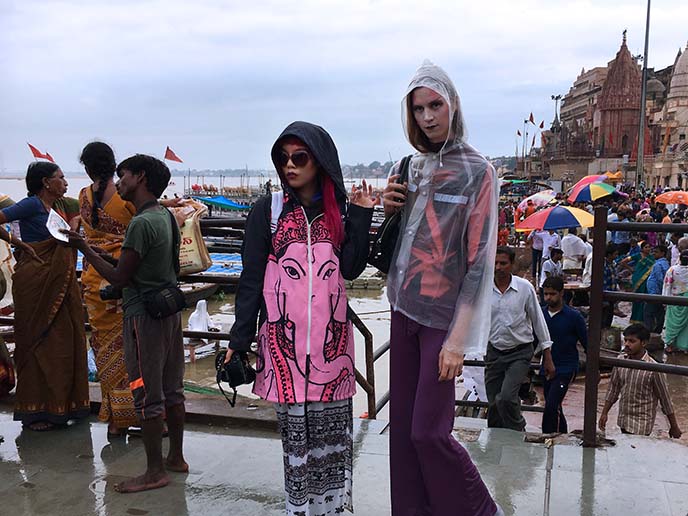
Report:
253,204,356,404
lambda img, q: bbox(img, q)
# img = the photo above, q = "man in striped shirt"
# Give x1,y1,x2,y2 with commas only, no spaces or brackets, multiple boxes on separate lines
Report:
599,324,682,438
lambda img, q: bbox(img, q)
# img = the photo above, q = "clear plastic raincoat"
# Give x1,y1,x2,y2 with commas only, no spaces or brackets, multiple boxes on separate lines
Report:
387,61,498,358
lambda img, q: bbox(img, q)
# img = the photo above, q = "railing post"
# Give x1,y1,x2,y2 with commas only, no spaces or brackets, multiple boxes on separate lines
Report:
348,305,377,419
584,206,607,447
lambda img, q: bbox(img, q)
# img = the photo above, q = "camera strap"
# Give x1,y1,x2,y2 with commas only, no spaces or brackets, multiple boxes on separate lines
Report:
217,381,238,408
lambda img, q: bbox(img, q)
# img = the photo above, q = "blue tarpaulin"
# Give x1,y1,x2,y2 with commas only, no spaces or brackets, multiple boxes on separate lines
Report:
193,196,250,211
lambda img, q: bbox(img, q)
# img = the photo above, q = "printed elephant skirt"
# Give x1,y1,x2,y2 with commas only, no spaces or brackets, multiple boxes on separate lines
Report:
275,399,354,515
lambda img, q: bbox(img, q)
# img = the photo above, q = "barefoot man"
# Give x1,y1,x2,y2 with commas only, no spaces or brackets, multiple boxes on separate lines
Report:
64,154,187,493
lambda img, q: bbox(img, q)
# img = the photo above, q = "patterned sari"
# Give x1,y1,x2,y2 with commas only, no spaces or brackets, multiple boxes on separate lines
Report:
79,187,138,428
629,253,655,324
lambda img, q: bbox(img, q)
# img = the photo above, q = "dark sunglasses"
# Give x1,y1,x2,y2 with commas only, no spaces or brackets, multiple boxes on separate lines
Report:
278,150,311,168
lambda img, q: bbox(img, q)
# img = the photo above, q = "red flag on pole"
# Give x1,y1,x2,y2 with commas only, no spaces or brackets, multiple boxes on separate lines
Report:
164,146,183,163
539,120,544,129
27,143,53,162
45,152,55,163
529,112,535,124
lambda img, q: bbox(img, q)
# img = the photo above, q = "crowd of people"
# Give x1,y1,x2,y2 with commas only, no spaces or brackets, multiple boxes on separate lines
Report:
487,173,687,447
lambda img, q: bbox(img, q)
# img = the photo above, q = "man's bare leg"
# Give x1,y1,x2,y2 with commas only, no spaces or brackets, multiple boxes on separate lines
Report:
164,402,188,472
115,415,169,493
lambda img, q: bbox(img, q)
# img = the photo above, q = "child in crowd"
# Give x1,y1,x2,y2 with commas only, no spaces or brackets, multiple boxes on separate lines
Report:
599,323,682,438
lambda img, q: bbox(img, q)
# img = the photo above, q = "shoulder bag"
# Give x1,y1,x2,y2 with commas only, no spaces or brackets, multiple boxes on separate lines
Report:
367,155,412,274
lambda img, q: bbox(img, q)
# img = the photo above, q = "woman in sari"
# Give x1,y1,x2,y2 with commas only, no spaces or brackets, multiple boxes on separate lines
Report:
621,241,654,324
0,161,89,431
79,142,138,436
662,250,688,353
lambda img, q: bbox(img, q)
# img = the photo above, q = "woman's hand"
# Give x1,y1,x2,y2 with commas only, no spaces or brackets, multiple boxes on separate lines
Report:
382,174,407,217
224,348,235,364
350,179,378,209
438,348,464,382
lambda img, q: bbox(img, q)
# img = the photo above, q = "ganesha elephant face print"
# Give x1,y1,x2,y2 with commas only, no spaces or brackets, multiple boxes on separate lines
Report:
255,230,355,403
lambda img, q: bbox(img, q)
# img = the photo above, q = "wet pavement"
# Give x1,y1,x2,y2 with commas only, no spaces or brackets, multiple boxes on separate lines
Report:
1,408,687,516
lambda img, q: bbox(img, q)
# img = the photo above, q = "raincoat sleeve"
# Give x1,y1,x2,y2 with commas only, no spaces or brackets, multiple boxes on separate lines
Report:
444,163,498,357
340,203,374,280
228,197,271,352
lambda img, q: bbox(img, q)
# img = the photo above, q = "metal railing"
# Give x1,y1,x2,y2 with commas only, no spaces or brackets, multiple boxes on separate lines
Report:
584,208,688,447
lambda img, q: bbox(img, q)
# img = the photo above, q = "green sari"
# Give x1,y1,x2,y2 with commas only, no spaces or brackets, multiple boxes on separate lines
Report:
629,253,655,324
664,292,688,352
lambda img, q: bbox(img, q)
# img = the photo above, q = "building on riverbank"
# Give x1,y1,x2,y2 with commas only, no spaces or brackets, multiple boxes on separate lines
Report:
534,33,688,191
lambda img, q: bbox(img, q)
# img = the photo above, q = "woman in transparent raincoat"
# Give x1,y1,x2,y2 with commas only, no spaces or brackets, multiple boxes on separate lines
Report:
382,61,502,516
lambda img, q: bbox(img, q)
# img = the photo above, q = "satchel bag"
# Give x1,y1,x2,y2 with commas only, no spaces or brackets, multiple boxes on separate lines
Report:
367,155,412,274
143,207,187,319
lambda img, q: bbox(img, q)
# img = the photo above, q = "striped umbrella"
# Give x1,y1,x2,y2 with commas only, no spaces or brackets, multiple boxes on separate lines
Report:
568,181,622,203
518,205,594,231
570,174,607,191
518,190,556,211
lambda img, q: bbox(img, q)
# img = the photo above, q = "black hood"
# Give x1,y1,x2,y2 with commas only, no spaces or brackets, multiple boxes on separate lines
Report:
270,121,347,205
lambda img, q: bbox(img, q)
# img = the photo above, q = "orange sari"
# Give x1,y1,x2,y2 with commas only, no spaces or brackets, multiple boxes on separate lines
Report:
79,187,138,428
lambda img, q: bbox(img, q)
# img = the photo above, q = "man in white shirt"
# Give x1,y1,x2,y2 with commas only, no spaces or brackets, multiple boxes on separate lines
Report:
561,229,587,269
541,230,561,262
486,247,555,431
539,248,563,302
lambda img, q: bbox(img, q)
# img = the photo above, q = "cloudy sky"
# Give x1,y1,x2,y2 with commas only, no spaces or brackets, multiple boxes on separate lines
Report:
1,0,687,174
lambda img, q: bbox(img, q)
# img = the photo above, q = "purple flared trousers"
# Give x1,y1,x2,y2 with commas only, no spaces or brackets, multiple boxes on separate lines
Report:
390,311,498,516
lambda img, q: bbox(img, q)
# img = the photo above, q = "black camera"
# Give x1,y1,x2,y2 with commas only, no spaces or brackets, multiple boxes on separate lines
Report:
99,285,123,301
215,350,257,407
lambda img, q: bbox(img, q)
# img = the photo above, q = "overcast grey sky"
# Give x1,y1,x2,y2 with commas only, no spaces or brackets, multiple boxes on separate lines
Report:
1,0,687,173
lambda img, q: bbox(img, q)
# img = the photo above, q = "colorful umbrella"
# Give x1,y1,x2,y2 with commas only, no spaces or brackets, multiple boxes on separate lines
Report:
569,174,607,192
656,190,688,205
567,181,622,203
518,206,594,230
518,190,556,211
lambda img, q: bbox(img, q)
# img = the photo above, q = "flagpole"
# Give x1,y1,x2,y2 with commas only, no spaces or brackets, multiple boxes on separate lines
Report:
636,0,651,191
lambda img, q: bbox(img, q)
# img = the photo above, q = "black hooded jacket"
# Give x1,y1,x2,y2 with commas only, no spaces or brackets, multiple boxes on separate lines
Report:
228,121,373,351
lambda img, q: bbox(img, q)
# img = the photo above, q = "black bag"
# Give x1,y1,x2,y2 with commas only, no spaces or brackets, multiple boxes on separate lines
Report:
144,286,186,319
215,350,258,407
143,207,186,319
367,155,412,274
